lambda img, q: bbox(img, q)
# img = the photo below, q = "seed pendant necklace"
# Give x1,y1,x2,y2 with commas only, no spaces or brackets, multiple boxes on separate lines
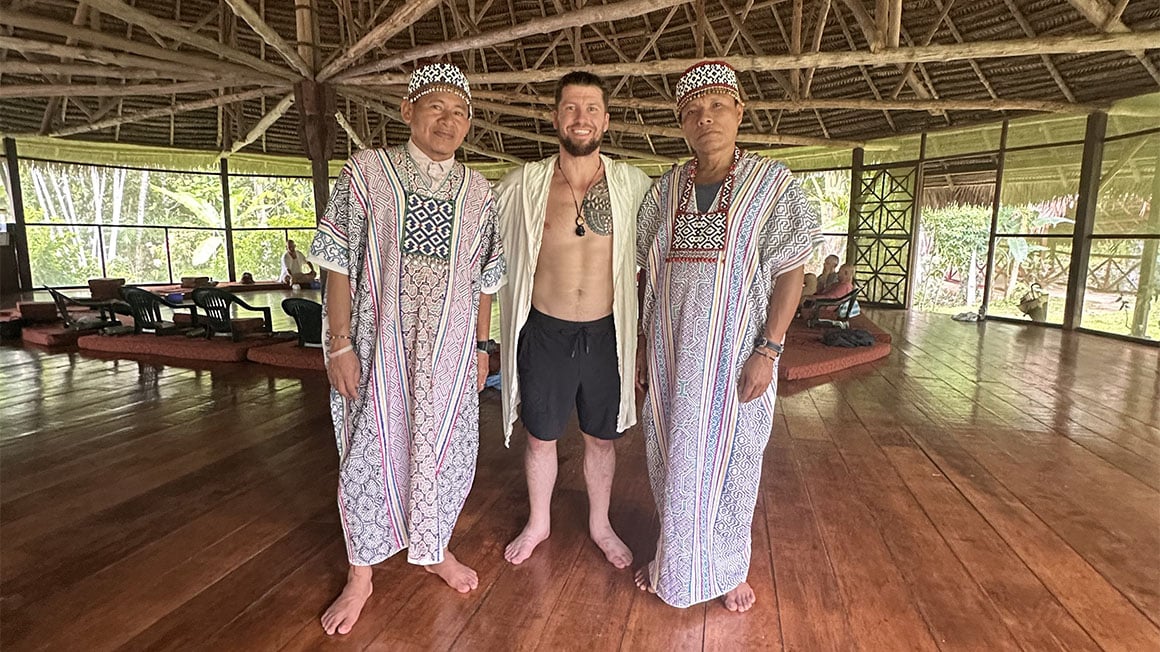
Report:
556,158,605,236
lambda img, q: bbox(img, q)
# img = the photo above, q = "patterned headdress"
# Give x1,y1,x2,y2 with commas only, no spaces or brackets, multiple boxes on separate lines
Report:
675,61,741,114
407,63,473,117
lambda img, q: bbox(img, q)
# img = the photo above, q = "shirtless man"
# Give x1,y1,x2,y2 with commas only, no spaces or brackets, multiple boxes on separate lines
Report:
494,71,653,568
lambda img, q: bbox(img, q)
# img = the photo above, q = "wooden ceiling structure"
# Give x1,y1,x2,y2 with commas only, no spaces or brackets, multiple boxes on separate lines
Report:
1,0,1159,167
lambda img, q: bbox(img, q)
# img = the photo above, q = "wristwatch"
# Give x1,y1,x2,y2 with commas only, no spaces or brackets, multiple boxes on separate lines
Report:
754,337,783,356
476,340,490,353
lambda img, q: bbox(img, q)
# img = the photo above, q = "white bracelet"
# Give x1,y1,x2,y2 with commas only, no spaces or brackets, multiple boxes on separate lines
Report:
330,345,353,357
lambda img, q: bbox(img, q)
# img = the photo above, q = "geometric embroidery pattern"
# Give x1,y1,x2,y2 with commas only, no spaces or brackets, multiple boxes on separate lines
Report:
666,147,739,263
403,192,455,261
672,209,727,253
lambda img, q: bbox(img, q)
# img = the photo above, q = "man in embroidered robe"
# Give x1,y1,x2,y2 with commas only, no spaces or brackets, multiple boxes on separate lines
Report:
634,62,822,612
308,63,505,635
494,72,653,568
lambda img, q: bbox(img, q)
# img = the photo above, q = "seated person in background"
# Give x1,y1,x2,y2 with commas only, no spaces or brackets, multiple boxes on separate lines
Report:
819,254,840,291
803,264,856,305
280,239,316,285
240,271,256,285
802,273,819,297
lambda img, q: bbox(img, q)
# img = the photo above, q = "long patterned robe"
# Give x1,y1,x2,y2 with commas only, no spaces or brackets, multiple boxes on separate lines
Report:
309,146,505,566
636,151,821,607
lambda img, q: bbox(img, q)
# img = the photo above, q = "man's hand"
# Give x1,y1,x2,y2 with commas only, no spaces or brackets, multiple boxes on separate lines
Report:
328,349,361,400
477,350,489,392
738,351,774,403
635,334,649,391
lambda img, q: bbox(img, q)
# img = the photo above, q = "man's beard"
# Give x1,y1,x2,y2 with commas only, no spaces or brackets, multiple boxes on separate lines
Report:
559,129,603,157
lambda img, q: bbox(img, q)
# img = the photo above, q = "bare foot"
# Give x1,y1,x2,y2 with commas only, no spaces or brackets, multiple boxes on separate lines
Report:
634,562,656,594
504,524,549,565
425,551,479,593
321,566,373,635
723,581,756,612
591,525,632,569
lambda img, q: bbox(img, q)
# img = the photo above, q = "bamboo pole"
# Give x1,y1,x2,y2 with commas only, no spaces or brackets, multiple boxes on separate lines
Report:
52,88,283,136
0,81,236,99
222,0,313,78
81,0,301,82
0,36,254,80
337,90,526,164
334,111,368,150
342,30,1160,85
226,92,295,154
0,9,279,82
334,0,691,80
316,0,442,81
454,88,1102,114
0,61,218,80
467,97,863,148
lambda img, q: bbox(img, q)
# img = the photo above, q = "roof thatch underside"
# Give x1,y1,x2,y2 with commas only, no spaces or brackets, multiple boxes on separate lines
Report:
1,0,1159,165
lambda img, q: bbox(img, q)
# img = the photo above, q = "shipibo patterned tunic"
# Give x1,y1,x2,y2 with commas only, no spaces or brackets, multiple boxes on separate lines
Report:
636,150,821,607
309,146,504,566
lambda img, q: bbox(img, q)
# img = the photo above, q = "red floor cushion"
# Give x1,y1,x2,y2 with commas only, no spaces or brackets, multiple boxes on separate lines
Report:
246,339,325,371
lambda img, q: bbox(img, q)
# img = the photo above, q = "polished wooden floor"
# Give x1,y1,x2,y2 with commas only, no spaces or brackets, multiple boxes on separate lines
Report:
2,310,1157,651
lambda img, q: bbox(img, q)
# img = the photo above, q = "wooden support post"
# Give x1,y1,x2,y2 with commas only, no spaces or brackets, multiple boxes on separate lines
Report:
1063,112,1107,330
294,81,337,224
847,146,864,266
981,120,1009,315
3,137,33,292
1130,145,1159,337
220,158,237,282
905,132,927,309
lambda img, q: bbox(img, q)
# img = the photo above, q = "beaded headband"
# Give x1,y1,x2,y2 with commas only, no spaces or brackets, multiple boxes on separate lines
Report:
407,63,472,117
675,61,741,114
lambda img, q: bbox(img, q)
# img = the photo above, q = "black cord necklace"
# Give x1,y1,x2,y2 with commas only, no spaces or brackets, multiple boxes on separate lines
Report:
556,158,604,236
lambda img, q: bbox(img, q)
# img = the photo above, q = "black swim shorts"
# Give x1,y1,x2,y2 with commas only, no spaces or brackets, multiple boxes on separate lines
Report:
517,306,621,441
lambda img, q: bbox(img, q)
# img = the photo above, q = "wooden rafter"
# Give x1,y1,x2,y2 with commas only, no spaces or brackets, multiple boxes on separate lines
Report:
467,96,862,147
317,0,443,81
839,0,933,101
1064,0,1160,84
334,111,367,150
1001,0,1077,103
226,92,294,154
221,0,313,78
80,0,301,82
51,87,285,137
336,0,691,80
0,62,205,80
337,89,527,164
0,36,257,81
0,10,279,82
346,30,1160,85
0,81,234,99
468,88,1101,114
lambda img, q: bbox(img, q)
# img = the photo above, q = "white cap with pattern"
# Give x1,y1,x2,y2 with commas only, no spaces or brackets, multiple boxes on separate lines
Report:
675,61,741,114
407,63,473,117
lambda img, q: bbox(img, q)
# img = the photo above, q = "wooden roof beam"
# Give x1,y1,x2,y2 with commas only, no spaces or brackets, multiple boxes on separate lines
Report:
51,87,285,137
338,89,527,164
0,9,282,83
0,61,212,80
1064,0,1160,84
80,0,301,82
335,0,692,80
468,88,1101,114
317,0,443,81
226,92,295,154
341,30,1160,84
0,36,259,81
467,96,861,147
221,0,313,78
0,80,233,99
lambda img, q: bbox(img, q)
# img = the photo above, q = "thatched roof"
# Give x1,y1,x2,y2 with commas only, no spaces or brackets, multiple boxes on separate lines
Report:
2,0,1159,165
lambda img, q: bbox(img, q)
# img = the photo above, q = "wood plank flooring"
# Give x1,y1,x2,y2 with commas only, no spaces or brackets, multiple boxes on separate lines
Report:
2,309,1157,651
